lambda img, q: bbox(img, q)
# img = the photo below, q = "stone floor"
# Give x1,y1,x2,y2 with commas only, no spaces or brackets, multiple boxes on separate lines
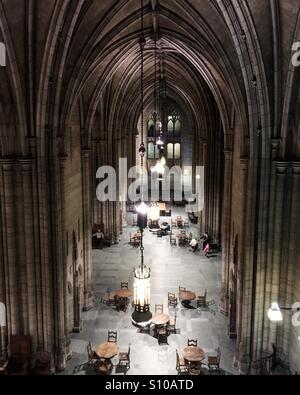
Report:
61,208,239,375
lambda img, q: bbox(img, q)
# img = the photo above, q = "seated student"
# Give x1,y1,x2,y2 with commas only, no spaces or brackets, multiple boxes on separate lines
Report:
190,239,199,253
93,229,105,249
204,243,211,258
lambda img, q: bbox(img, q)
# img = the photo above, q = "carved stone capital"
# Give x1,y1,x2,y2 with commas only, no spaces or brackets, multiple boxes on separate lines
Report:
81,148,91,159
274,161,289,175
224,150,233,160
18,158,33,172
240,158,249,171
292,162,300,175
0,158,14,171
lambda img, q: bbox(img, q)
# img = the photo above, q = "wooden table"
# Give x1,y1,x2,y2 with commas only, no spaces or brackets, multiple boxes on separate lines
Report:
115,289,133,298
179,291,196,302
179,290,196,308
182,346,206,363
152,313,170,326
96,342,119,360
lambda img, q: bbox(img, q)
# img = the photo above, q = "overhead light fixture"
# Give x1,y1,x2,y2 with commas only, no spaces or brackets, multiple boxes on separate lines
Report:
267,303,283,322
132,0,152,328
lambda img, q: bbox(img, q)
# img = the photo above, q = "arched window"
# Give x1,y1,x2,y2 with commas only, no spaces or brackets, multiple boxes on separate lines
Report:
148,119,155,138
148,142,155,159
167,143,174,159
174,143,181,159
167,111,182,161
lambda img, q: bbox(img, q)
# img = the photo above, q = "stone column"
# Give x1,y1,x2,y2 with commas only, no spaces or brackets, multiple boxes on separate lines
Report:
19,159,38,349
0,160,19,335
81,149,93,311
220,150,233,316
58,154,72,360
234,158,249,364
281,163,300,358
268,162,289,351
50,151,67,372
201,140,208,233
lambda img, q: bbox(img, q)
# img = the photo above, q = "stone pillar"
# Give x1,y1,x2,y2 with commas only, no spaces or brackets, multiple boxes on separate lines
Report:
81,149,93,311
220,150,233,316
201,140,208,233
268,162,289,351
19,159,38,350
50,151,67,372
234,159,249,363
281,163,300,359
59,154,72,360
0,160,19,336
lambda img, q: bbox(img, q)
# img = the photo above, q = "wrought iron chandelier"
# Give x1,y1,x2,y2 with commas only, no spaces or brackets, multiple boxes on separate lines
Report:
132,0,152,327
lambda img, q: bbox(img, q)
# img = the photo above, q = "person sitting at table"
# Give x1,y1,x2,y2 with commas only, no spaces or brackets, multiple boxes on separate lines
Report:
93,229,105,249
190,239,199,253
204,243,211,258
161,222,171,236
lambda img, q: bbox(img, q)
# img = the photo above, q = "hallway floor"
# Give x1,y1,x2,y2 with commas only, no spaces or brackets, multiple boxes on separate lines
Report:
62,209,239,375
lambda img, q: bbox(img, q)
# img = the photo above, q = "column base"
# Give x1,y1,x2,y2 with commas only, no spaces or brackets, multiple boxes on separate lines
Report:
65,336,72,361
83,291,94,312
72,323,82,334
219,299,229,316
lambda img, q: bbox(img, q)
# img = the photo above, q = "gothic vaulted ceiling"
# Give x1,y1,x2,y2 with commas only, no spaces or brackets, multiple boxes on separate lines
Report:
0,0,300,157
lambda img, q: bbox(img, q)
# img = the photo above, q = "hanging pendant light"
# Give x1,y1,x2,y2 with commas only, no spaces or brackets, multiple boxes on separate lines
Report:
132,0,152,327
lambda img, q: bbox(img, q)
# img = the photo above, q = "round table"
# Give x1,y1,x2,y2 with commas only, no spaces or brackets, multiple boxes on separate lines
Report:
96,342,119,360
179,291,196,302
182,346,206,363
115,289,133,298
152,313,170,326
179,290,196,308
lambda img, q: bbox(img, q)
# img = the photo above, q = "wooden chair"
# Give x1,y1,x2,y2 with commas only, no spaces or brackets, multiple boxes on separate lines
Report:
87,342,99,366
157,327,168,345
197,290,207,308
108,331,118,343
33,351,52,375
98,360,113,375
189,362,202,376
167,313,177,335
176,350,189,375
121,282,129,289
117,344,131,373
188,339,198,347
168,293,178,308
7,335,31,375
107,290,117,306
116,297,127,312
0,360,8,375
207,348,221,371
179,286,186,293
155,304,163,314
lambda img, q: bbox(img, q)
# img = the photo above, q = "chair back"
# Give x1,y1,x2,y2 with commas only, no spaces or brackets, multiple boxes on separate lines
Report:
168,292,176,301
87,342,94,359
9,335,31,363
217,347,221,361
128,344,131,359
179,286,186,293
121,282,129,289
155,304,163,314
108,331,118,343
188,339,197,347
176,349,180,366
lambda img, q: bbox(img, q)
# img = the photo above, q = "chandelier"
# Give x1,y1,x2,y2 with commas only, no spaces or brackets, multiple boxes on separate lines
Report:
132,0,152,327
